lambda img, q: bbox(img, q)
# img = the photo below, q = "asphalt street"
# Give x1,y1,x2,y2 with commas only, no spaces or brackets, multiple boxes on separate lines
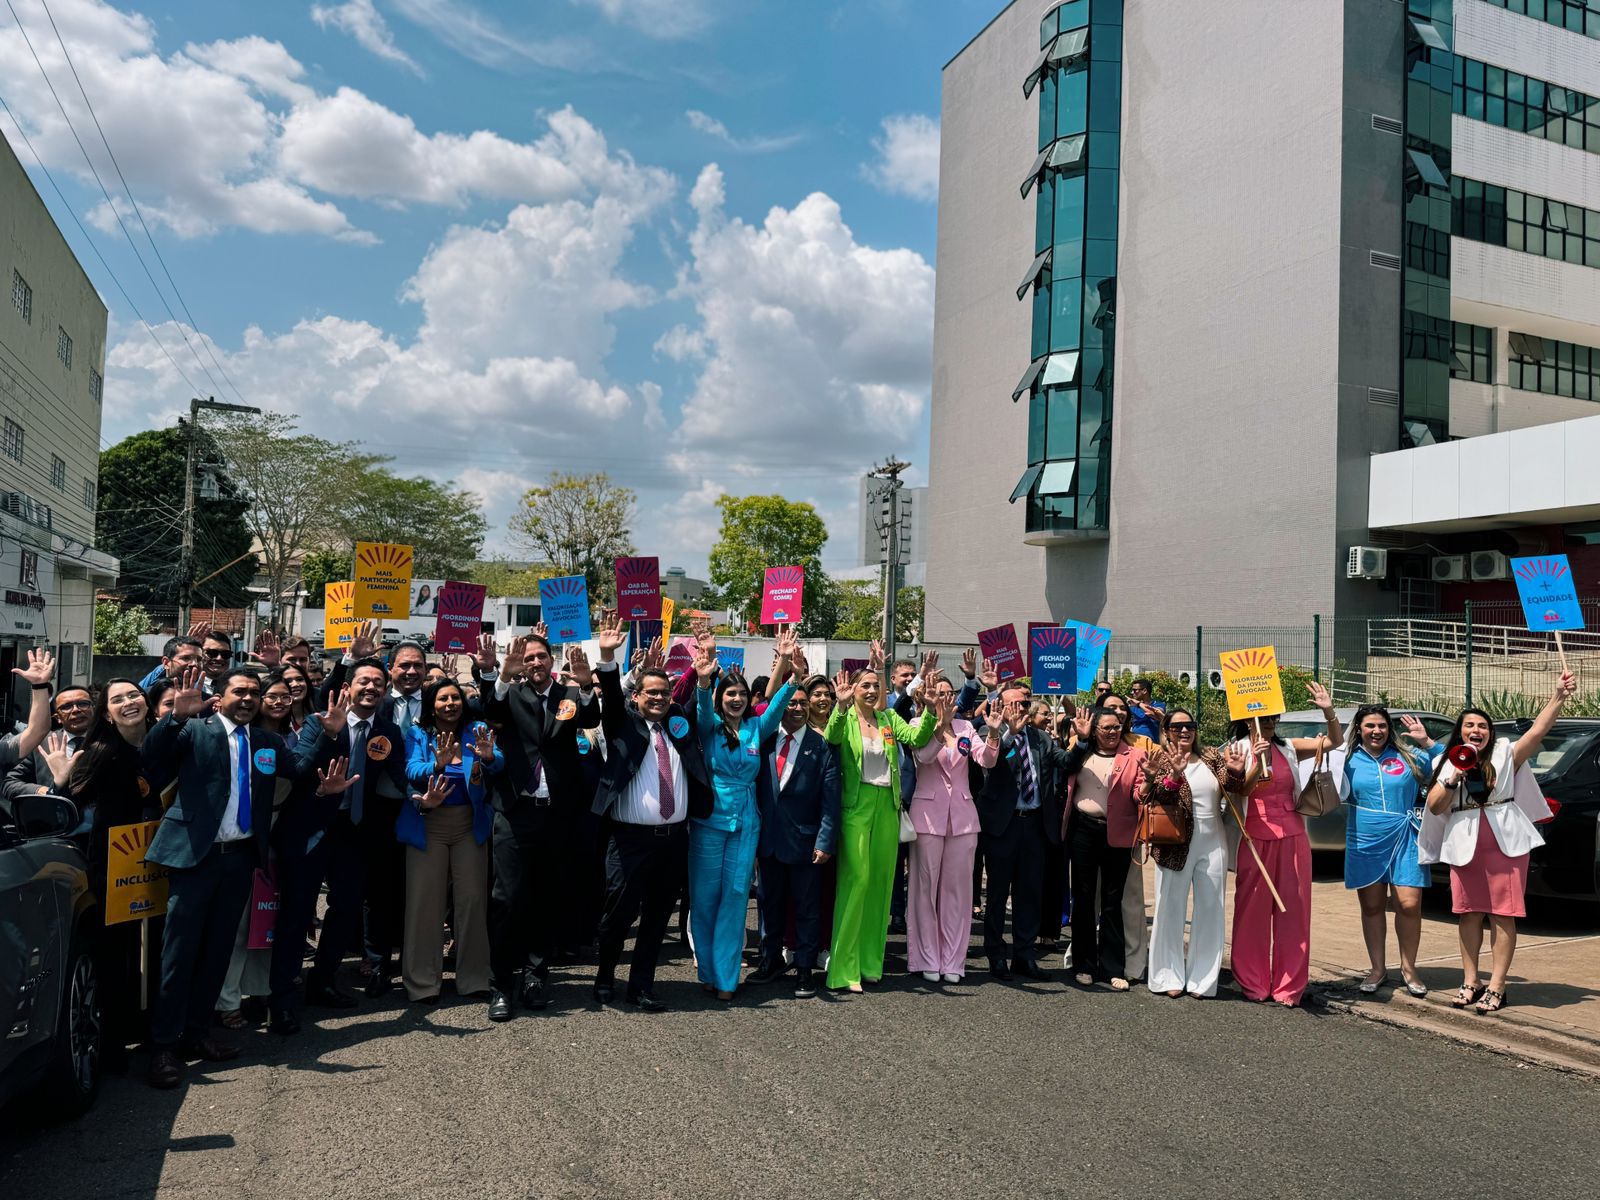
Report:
4,922,1598,1200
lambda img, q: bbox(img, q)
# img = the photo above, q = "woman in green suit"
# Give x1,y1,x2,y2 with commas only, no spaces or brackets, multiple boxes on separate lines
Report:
824,663,936,992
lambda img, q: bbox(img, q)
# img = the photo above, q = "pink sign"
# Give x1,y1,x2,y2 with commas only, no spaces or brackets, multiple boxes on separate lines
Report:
759,565,805,626
614,556,662,621
666,636,695,678
247,868,278,950
434,581,487,653
977,623,1024,682
841,657,869,675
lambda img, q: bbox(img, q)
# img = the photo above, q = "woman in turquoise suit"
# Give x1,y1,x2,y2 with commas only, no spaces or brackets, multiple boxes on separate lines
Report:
1332,705,1443,997
689,628,800,1000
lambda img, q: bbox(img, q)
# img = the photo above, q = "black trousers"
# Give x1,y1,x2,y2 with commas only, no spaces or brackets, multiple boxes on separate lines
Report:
488,801,586,990
360,794,405,972
1040,839,1068,939
981,807,1046,965
272,811,364,1002
596,820,687,997
1067,814,1130,980
757,855,822,970
153,842,255,1046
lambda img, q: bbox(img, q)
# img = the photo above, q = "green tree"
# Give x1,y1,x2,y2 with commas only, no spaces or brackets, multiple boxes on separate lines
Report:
299,547,352,607
97,427,256,607
706,494,829,635
466,557,553,597
507,472,635,602
827,577,922,642
94,598,152,654
333,468,488,579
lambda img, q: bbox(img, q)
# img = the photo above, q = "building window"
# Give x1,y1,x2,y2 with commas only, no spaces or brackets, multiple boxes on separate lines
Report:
1450,322,1494,384
1454,56,1600,153
50,454,66,491
57,327,72,368
82,477,96,509
10,270,30,322
1452,176,1600,268
2,418,21,462
1508,330,1600,401
19,550,38,590
89,368,103,404
1480,0,1600,41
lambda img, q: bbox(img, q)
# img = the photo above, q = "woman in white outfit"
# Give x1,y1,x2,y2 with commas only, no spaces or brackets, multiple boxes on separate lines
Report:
1145,708,1243,998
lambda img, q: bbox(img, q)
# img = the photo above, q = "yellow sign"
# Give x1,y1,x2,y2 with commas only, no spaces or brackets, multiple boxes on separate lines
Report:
353,542,414,619
1219,645,1287,721
325,580,358,649
104,821,169,925
659,596,675,651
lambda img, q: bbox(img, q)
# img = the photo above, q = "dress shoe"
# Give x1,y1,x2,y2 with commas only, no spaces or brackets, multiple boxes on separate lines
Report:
627,991,667,1013
592,982,615,1006
487,990,513,1022
793,969,817,998
988,959,1013,981
147,1048,183,1089
305,983,358,1009
921,971,941,984
1013,958,1050,981
747,958,787,985
519,970,550,1011
178,1035,241,1063
269,1010,301,1036
364,972,394,998
942,973,961,984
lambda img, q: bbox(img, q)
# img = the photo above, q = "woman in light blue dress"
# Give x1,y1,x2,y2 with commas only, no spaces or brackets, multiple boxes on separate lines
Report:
1334,705,1443,997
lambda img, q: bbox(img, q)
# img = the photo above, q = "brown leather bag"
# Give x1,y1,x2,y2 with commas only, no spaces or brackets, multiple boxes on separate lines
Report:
1133,792,1189,860
1295,745,1342,818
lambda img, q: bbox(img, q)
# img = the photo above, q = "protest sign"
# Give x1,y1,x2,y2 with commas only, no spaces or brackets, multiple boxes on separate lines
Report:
760,566,805,625
353,542,414,619
666,637,695,677
104,821,168,926
324,581,358,649
659,596,675,650
977,624,1024,682
434,581,486,653
841,657,869,675
246,869,279,950
718,646,746,673
1067,620,1113,691
1218,646,1286,721
1030,626,1078,693
615,556,662,621
1511,555,1585,631
539,575,593,644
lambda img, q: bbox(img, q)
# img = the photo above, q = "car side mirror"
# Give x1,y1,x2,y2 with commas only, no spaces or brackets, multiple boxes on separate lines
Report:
15,792,80,840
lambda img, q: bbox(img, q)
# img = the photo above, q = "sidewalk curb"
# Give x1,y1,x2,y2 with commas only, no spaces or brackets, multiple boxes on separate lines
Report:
1310,962,1600,1080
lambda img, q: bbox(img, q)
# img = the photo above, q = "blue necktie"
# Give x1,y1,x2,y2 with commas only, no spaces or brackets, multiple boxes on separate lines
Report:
348,720,368,825
234,728,253,834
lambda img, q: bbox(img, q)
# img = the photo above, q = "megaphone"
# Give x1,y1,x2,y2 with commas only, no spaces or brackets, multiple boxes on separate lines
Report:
1447,742,1490,801
1447,743,1479,771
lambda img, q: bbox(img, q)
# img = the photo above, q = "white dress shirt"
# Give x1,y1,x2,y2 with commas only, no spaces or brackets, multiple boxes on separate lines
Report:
214,712,249,842
769,726,808,793
390,688,421,729
611,707,686,826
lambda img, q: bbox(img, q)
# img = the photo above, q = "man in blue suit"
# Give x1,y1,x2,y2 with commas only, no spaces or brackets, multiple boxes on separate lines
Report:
141,668,356,1088
747,685,840,998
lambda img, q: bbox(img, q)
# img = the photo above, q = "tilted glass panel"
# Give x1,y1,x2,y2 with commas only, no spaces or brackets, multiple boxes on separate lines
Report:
1038,461,1077,496
1010,465,1043,504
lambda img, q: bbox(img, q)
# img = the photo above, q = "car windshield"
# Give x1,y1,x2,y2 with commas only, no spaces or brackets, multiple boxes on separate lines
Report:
1494,724,1598,780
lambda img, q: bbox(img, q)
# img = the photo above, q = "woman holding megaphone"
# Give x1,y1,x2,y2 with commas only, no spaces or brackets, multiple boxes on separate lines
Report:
1422,672,1577,1014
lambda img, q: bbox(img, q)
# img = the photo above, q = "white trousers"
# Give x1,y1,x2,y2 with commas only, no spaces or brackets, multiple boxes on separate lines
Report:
1146,815,1227,997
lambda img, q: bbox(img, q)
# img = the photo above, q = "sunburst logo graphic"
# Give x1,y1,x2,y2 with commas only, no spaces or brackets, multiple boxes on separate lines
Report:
1033,627,1075,651
766,566,804,589
1077,626,1110,649
357,543,413,571
109,823,153,859
1220,648,1273,673
543,576,587,599
1514,557,1569,583
325,581,353,605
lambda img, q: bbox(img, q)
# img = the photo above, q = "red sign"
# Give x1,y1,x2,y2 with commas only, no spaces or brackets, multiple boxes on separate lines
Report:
977,624,1024,682
434,581,487,653
614,557,662,621
759,565,805,625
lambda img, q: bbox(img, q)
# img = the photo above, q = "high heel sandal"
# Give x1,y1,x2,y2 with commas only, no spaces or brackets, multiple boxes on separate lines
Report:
1451,982,1487,1009
1475,987,1506,1014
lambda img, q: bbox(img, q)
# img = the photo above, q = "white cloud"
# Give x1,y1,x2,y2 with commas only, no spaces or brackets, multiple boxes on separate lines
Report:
685,110,803,155
653,324,707,362
574,0,715,39
390,0,591,70
862,113,940,202
311,0,424,76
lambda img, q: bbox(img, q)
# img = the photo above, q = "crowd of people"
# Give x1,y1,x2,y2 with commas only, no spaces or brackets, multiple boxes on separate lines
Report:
0,613,1578,1090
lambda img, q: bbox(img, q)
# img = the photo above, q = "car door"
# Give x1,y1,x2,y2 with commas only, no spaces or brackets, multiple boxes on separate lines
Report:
0,838,66,1091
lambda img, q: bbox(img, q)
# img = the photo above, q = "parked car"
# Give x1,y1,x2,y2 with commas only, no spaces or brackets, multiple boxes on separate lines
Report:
1494,718,1600,904
1274,708,1455,852
0,792,101,1119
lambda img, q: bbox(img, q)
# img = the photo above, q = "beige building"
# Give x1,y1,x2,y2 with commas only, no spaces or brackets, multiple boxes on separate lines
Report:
0,129,118,711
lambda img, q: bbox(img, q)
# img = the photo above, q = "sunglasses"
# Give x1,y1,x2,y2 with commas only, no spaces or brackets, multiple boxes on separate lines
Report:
1167,721,1197,731
203,648,232,659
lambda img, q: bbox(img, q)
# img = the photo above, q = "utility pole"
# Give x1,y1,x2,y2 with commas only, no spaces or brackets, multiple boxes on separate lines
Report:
178,396,260,631
869,458,910,651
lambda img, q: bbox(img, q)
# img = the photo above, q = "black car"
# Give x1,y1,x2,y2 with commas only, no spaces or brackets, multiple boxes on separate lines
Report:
1495,718,1600,904
0,792,101,1118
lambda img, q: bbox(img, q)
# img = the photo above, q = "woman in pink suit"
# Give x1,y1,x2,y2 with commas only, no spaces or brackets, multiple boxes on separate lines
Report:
907,678,998,984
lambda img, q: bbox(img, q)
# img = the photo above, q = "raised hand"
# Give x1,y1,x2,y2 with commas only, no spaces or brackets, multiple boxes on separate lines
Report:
172,664,207,717
774,625,799,664
932,687,954,726
642,642,664,673
1072,709,1092,743
350,620,380,660
500,636,528,684
567,646,594,689
473,726,496,763
321,686,352,737
1555,671,1578,702
315,756,362,796
435,730,460,765
532,620,549,641
474,631,499,674
1002,698,1027,733
187,619,212,641
1223,744,1247,775
690,614,713,639
42,729,79,788
868,639,885,673
961,647,977,679
417,771,451,810
595,610,627,660
13,647,55,687
440,653,460,680
920,649,939,677
691,639,718,683
790,643,810,680
1307,681,1333,710
254,630,282,667
1398,714,1432,746
832,668,855,708
978,657,998,691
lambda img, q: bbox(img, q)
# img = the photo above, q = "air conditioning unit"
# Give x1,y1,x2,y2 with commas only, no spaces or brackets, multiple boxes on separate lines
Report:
1347,545,1389,580
1177,670,1198,689
1472,550,1511,581
1431,555,1466,583
1207,669,1225,689
1116,664,1141,677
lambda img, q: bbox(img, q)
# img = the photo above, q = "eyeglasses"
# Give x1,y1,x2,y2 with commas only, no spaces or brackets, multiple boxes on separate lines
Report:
56,699,92,712
1167,721,1197,732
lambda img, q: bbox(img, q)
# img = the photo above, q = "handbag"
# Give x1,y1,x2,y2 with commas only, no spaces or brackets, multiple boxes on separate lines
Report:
898,806,917,844
1134,793,1188,851
1295,745,1342,818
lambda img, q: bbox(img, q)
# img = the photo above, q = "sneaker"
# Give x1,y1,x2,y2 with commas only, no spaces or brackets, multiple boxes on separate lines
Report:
793,969,817,998
942,973,960,984
747,958,788,985
920,972,940,983
818,950,830,971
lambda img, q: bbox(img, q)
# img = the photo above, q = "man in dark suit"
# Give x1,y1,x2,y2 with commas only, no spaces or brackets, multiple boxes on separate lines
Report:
141,669,353,1087
269,659,409,1031
482,632,600,1020
976,684,1071,982
747,685,840,998
2,683,94,803
586,610,710,1012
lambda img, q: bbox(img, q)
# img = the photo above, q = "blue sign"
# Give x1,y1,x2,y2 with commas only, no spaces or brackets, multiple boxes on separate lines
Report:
1067,620,1113,691
538,575,592,644
626,620,663,664
1029,627,1078,694
1511,555,1586,632
717,646,745,673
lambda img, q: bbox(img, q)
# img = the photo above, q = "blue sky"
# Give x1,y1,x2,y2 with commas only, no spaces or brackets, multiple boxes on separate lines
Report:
1,0,1002,573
